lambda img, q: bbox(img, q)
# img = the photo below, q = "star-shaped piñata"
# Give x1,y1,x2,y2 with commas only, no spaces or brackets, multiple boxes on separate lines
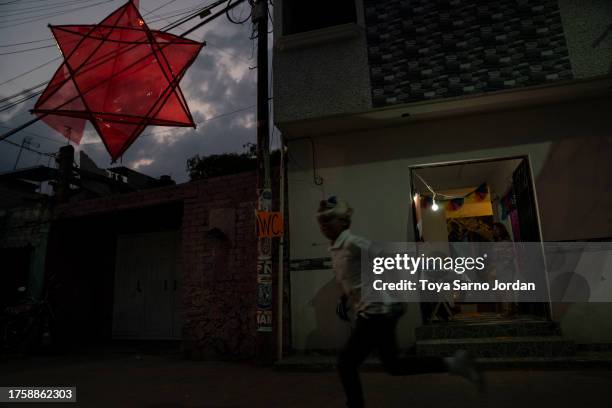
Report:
32,0,204,161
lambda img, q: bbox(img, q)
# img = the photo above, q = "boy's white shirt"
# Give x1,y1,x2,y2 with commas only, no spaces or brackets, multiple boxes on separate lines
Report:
329,229,391,318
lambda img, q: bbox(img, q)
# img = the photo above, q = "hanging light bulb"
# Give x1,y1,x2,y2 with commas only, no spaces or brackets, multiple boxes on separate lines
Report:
431,194,439,211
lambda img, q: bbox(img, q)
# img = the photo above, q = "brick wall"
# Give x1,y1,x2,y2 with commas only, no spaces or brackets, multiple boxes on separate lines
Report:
181,172,259,359
54,170,280,359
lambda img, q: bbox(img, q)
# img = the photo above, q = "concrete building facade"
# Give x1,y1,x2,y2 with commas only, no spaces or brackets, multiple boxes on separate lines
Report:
273,0,612,354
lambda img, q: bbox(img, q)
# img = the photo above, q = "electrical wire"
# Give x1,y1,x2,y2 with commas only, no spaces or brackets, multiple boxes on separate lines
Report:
146,6,204,25
285,137,323,186
1,138,55,156
198,104,256,124
414,172,478,200
0,91,42,113
1,0,89,5
0,44,57,56
0,80,48,104
0,0,104,18
0,38,53,48
0,0,114,30
140,2,252,65
225,0,251,25
0,36,81,57
0,4,197,48
162,0,228,32
0,123,66,145
141,0,179,16
0,57,61,87
206,42,253,63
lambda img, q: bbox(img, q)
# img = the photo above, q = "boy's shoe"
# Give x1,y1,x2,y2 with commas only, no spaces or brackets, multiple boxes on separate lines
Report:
445,350,486,393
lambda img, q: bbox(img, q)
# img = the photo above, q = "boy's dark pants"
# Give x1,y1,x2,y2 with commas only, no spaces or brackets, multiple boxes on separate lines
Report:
338,314,446,408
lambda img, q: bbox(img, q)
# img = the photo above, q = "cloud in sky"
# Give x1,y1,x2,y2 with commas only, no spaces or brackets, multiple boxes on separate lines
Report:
0,0,270,183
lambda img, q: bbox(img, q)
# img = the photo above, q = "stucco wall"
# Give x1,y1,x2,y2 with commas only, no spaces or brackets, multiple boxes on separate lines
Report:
273,0,372,123
558,0,612,78
287,96,612,348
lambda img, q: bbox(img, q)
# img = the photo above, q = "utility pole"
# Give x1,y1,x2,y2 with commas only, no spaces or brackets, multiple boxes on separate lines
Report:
54,145,74,204
255,0,270,191
253,0,274,363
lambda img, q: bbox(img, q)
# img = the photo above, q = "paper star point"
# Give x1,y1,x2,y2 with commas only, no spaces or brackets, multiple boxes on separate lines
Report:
33,0,204,161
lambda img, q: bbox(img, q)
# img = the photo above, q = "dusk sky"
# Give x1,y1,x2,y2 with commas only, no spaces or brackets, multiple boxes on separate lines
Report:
0,0,272,182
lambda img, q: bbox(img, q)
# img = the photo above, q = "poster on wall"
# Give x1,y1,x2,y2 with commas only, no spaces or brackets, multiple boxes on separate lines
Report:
256,310,272,332
257,188,273,332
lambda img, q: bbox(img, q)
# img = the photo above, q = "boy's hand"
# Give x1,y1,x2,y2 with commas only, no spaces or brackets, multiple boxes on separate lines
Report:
336,294,350,321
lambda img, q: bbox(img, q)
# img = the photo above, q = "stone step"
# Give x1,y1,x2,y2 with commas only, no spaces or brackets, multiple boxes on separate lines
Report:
415,320,561,340
275,351,612,372
416,335,575,358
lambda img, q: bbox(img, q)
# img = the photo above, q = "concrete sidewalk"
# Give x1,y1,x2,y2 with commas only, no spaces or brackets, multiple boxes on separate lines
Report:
1,352,610,407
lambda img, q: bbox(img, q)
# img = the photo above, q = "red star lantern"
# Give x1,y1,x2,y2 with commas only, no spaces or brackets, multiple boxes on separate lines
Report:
32,0,204,161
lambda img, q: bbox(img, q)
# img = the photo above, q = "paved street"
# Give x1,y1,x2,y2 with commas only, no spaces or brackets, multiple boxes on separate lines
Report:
1,353,611,407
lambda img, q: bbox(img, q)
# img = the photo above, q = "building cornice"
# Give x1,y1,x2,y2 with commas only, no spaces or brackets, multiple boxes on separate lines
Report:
277,75,612,138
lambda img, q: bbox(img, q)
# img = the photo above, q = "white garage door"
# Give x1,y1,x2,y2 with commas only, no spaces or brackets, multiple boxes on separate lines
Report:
112,231,182,339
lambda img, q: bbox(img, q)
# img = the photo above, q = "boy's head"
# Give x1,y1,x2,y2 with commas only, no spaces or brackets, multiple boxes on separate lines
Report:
316,196,353,241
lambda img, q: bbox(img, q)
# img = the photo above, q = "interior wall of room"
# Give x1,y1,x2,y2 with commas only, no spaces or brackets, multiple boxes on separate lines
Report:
420,206,449,242
414,158,521,241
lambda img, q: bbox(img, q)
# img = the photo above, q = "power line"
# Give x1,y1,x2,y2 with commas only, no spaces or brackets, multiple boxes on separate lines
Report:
0,4,198,48
141,3,202,26
0,38,53,48
226,0,251,25
162,0,228,32
1,138,55,157
0,36,81,56
0,91,42,113
146,6,204,25
206,42,253,63
0,123,65,145
0,44,57,56
0,0,104,18
0,80,48,104
199,104,256,123
0,0,114,30
0,0,79,4
141,0,179,16
180,0,247,38
143,4,253,70
0,57,61,87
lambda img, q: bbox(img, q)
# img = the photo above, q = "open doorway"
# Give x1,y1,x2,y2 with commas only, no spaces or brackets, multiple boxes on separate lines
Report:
409,156,549,323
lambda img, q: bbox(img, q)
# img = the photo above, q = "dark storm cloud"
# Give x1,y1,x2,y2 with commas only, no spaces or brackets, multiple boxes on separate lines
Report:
102,18,263,181
115,23,261,181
